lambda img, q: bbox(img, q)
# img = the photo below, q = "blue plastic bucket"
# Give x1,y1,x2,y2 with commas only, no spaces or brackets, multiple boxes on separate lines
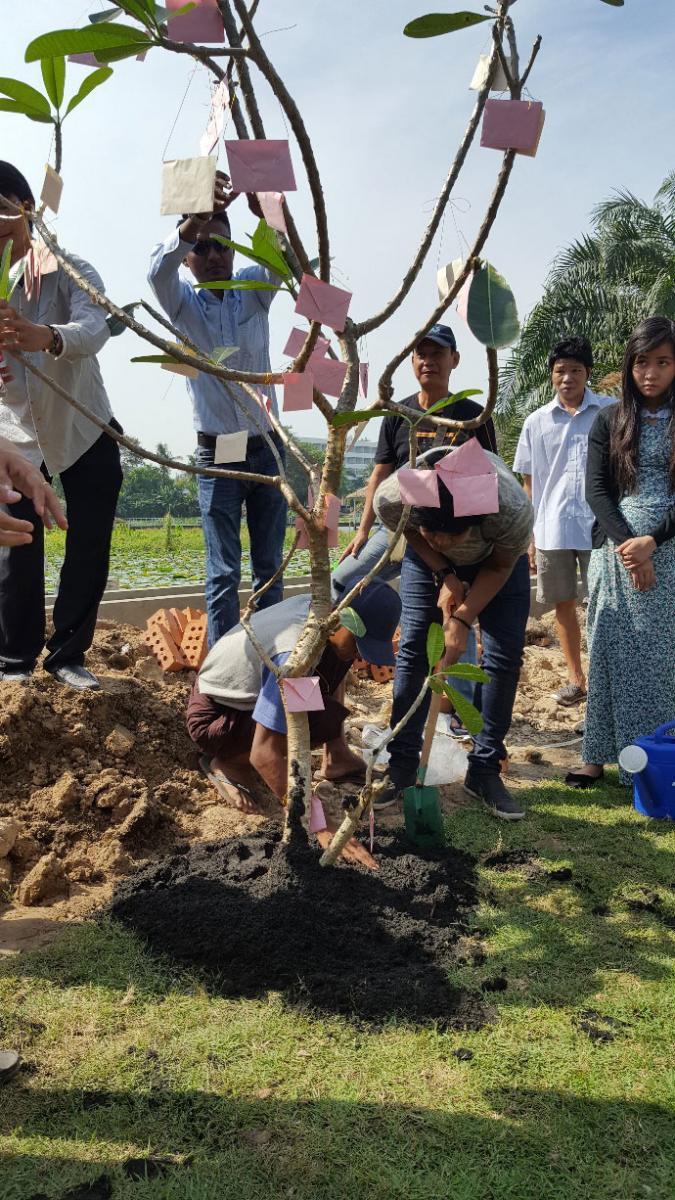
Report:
620,721,675,819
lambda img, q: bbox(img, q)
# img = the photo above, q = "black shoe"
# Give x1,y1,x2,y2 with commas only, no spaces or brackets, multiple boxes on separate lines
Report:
372,771,411,811
48,665,101,691
463,769,525,820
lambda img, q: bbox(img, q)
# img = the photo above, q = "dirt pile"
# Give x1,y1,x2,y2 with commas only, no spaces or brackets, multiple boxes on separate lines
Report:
109,826,492,1029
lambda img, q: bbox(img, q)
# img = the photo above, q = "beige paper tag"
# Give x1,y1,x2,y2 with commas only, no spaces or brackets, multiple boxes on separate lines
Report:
160,157,217,216
40,165,63,214
214,430,248,463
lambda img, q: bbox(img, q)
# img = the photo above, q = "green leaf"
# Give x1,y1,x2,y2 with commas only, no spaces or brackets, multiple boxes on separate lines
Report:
211,228,291,280
116,0,157,23
211,345,239,364
436,662,490,683
7,255,27,300
86,42,151,63
0,98,53,123
195,279,283,292
64,66,113,117
41,57,66,109
25,24,152,63
89,8,124,24
426,622,445,671
466,261,520,349
442,685,484,735
131,354,184,364
0,240,13,301
332,407,395,429
340,607,367,638
0,77,52,117
423,387,483,418
155,2,197,23
250,219,292,278
404,12,490,38
106,301,139,336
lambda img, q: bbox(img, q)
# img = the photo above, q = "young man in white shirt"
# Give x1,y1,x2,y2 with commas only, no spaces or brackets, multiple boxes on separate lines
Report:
513,337,614,706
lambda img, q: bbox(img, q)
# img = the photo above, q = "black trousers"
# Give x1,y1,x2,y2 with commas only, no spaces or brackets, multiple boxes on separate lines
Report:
0,426,123,673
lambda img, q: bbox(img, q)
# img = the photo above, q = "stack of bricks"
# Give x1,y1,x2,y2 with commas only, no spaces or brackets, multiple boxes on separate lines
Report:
142,606,208,673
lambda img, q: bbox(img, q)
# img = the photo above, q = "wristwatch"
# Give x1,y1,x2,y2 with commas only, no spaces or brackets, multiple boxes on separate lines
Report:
432,566,458,590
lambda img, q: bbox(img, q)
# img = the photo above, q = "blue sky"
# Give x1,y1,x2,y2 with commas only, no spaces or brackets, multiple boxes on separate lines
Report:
3,0,674,459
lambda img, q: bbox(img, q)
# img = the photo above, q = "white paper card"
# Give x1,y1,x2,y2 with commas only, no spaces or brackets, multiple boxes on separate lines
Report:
160,157,217,216
437,257,465,300
160,361,199,379
215,430,248,463
40,165,63,214
469,53,511,92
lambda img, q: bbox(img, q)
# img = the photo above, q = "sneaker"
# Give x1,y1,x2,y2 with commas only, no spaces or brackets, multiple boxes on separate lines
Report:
463,769,525,820
552,682,587,707
372,772,408,811
49,665,101,691
0,668,32,683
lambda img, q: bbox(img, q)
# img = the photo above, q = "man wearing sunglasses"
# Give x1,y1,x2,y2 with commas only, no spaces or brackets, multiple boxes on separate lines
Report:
149,171,287,645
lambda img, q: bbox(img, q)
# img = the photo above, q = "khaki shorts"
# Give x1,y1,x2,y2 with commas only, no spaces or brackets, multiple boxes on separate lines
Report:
535,549,591,606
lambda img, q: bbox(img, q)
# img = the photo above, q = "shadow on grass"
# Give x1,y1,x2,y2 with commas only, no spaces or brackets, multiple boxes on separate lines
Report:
1,1085,674,1199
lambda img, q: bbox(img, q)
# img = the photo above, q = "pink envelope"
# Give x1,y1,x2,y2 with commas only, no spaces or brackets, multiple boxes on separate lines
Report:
308,356,347,398
456,273,472,323
283,326,330,359
326,524,339,549
359,362,369,399
480,98,545,157
398,468,440,508
434,437,493,479
167,0,224,43
295,274,352,333
68,53,101,66
281,676,325,713
294,514,309,549
225,139,297,193
283,371,313,412
447,472,499,517
309,793,327,833
257,191,288,236
323,493,341,530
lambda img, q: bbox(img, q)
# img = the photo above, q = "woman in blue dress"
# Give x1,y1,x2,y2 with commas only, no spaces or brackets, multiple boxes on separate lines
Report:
566,316,675,788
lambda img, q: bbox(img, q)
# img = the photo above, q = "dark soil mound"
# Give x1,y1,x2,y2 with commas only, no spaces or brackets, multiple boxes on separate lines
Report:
110,828,492,1029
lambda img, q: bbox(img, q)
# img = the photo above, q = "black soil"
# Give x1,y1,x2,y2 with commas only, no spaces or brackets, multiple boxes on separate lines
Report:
110,827,492,1030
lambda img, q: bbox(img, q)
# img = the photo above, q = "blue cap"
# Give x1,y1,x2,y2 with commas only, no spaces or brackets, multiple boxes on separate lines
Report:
416,323,457,352
350,580,401,667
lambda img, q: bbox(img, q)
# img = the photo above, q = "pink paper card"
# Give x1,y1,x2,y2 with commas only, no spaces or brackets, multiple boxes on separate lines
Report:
257,191,288,236
359,362,369,399
294,515,309,549
40,165,63,214
456,272,472,322
68,53,101,66
435,437,493,478
480,98,545,157
398,468,440,508
199,79,229,156
225,139,297,193
281,676,325,713
326,524,339,549
167,0,224,43
323,493,341,530
283,371,313,412
294,274,352,333
283,326,330,359
309,793,328,833
447,472,499,517
309,356,347,398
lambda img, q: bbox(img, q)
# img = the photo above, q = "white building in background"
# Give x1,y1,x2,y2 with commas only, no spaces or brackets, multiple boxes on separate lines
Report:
302,437,378,476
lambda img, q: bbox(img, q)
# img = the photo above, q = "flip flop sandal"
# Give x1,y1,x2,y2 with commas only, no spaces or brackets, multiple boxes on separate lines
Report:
0,1050,20,1084
564,769,604,789
198,755,258,811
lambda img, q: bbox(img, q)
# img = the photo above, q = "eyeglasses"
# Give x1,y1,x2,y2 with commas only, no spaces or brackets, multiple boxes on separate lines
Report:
191,238,230,257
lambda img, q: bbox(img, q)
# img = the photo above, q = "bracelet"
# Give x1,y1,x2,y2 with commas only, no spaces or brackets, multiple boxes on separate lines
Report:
46,325,63,357
450,614,472,632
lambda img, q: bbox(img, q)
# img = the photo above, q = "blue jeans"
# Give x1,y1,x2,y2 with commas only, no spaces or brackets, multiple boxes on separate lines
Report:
389,547,530,783
331,524,401,600
331,525,478,704
197,436,288,645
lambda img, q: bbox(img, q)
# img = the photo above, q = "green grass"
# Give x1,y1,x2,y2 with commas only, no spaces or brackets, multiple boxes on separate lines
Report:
1,775,674,1199
44,526,352,591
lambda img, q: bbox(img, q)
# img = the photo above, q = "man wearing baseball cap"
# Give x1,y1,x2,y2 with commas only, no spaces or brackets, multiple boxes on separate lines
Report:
186,579,401,864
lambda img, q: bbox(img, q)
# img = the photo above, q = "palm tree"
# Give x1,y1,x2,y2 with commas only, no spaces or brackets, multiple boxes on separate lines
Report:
496,171,675,463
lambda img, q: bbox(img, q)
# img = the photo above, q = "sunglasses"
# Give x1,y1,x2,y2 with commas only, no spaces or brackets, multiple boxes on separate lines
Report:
190,237,231,258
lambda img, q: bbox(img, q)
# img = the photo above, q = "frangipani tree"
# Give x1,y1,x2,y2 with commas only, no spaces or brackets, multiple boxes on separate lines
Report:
0,0,621,865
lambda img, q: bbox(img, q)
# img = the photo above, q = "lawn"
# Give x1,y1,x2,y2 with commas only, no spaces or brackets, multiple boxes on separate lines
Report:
44,525,352,591
2,774,674,1199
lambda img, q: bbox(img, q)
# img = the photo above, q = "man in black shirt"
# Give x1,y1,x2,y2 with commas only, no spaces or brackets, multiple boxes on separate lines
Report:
332,324,497,599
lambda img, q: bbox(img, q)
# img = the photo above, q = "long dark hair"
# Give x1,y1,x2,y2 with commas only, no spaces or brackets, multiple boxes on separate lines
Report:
611,316,675,495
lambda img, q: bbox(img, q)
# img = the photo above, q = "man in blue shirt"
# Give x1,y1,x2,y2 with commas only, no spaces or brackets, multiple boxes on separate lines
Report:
513,338,614,706
149,171,287,645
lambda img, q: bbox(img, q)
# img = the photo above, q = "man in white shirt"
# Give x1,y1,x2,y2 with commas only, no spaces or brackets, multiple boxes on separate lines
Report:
0,162,123,690
513,337,614,706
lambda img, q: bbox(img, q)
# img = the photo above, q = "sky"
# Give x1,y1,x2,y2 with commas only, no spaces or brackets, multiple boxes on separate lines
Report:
3,0,674,461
